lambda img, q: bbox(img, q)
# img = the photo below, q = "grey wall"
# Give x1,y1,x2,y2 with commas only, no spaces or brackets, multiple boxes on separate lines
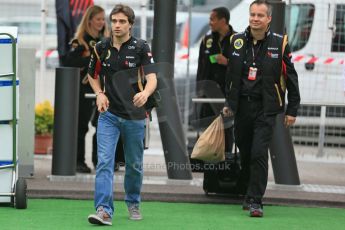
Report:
18,48,36,178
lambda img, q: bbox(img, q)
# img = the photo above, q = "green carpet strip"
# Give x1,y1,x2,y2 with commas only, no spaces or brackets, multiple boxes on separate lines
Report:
0,199,344,230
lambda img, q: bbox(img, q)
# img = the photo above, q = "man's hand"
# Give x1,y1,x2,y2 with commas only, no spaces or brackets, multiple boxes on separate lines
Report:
222,106,233,117
133,91,149,108
284,115,296,128
96,93,109,113
216,54,228,65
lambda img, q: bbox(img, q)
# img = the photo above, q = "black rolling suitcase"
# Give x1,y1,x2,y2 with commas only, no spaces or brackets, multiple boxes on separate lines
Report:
203,150,241,195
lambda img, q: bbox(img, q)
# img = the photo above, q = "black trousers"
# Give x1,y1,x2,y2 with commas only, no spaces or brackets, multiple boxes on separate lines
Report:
234,97,276,200
77,84,94,164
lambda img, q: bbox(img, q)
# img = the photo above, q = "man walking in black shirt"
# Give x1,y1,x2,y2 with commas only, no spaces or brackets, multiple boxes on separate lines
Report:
223,0,300,217
86,4,157,225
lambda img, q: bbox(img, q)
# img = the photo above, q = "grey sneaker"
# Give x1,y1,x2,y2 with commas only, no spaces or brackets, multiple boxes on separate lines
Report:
249,203,263,217
128,206,142,220
88,206,112,226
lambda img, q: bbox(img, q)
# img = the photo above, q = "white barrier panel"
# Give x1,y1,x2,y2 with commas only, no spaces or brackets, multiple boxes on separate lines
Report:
0,79,19,120
0,26,19,120
0,123,17,161
0,26,17,76
0,167,13,203
0,26,18,202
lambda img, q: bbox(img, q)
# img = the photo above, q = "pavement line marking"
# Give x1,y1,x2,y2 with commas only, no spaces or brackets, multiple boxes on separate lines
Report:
47,175,345,195
267,182,345,194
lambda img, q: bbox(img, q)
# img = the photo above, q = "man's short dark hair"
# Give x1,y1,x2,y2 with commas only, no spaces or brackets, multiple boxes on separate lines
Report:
109,4,135,24
212,7,230,23
250,0,273,17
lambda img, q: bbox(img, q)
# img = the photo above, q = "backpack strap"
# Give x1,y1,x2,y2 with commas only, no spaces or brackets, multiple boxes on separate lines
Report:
134,38,146,57
282,34,288,55
135,38,148,90
93,37,111,62
99,37,111,62
137,65,145,92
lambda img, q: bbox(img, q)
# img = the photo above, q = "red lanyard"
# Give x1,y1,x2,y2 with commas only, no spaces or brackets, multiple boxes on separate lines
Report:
251,42,262,66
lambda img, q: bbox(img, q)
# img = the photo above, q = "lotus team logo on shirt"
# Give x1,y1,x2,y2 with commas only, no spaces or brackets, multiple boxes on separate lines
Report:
206,38,213,48
234,38,243,49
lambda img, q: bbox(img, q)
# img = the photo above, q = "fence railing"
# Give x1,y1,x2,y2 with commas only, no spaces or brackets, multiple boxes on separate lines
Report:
291,103,345,158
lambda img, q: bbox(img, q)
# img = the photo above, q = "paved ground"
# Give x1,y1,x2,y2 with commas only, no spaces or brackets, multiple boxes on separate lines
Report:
27,144,345,208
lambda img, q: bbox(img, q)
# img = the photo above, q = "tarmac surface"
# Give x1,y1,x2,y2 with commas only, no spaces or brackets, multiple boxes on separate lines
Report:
26,121,345,209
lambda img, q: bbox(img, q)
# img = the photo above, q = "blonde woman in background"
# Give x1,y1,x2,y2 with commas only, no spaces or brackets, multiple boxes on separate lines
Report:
64,5,109,173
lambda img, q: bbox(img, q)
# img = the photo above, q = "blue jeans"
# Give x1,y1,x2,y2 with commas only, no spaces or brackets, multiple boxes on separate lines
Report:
94,111,145,218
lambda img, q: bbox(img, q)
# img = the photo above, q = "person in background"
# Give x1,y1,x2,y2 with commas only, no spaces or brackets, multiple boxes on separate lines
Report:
193,7,236,173
223,0,300,217
64,5,109,173
196,6,235,125
87,4,157,225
